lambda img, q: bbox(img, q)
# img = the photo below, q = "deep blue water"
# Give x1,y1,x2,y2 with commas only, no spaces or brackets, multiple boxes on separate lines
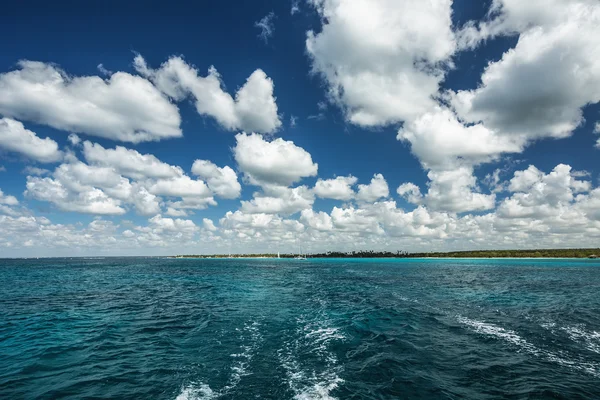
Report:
1,258,600,399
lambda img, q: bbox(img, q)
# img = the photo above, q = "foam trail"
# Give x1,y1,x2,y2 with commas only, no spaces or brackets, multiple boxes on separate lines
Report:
175,383,217,400
279,309,345,400
561,325,600,355
176,321,263,399
458,316,600,378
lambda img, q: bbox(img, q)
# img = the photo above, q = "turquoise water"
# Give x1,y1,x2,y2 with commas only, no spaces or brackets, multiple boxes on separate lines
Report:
1,257,600,399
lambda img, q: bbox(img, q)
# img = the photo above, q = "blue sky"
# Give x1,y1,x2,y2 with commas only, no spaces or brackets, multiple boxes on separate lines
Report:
1,0,600,257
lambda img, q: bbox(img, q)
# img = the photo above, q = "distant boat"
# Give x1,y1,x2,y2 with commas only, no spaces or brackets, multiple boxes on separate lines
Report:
277,252,280,259
295,243,307,260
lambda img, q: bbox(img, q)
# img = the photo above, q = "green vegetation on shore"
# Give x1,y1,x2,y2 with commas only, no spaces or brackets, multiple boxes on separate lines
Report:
173,248,600,259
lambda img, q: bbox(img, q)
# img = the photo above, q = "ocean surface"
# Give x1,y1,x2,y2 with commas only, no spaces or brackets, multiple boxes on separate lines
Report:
1,258,600,399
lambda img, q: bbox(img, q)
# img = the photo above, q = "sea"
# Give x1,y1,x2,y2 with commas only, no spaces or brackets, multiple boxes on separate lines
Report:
1,257,600,399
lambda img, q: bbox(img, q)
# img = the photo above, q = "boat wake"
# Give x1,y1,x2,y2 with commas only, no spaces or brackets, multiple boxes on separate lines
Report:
540,321,600,355
175,384,217,400
458,316,600,378
278,310,345,400
175,320,263,399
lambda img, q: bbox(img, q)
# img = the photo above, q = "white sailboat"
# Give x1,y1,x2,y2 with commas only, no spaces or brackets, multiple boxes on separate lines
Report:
295,244,307,260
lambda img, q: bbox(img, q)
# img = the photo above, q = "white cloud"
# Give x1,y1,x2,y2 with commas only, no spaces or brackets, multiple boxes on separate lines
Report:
219,210,304,243
147,214,198,234
255,12,275,43
233,132,318,187
82,141,182,180
400,167,495,214
166,196,217,211
0,61,181,142
25,176,126,215
291,0,300,15
97,63,112,76
452,1,600,141
129,185,161,216
23,157,162,216
22,166,50,176
0,118,63,163
356,174,389,203
5,162,600,256
496,164,595,235
306,0,456,126
191,160,241,199
397,107,522,169
314,175,357,200
203,218,217,231
165,207,188,217
396,183,422,205
147,175,212,198
424,168,495,213
330,205,384,235
134,55,281,134
68,134,81,146
0,189,18,206
300,209,333,231
24,159,132,215
241,185,314,215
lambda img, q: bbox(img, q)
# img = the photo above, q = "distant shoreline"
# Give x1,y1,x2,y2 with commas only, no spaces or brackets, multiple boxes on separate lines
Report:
171,248,600,260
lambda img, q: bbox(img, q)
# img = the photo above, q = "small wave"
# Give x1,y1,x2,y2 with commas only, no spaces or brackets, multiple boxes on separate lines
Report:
293,376,344,400
175,383,217,400
458,316,600,378
561,325,600,354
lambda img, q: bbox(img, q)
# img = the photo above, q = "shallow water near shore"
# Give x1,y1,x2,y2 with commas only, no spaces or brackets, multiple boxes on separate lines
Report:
1,257,600,399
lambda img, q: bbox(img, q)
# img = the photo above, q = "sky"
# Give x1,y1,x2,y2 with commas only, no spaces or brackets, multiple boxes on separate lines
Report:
1,0,600,257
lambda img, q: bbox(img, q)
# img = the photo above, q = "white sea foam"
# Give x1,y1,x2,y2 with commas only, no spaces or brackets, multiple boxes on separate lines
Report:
561,325,600,354
175,320,263,399
223,320,262,392
279,310,346,400
458,316,600,378
175,383,217,400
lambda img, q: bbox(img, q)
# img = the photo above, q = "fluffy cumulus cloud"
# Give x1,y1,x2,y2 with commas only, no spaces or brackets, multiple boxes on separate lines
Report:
233,132,318,187
356,174,389,203
397,107,522,169
306,0,456,126
0,118,63,163
424,168,495,213
134,55,281,134
191,160,241,199
0,213,212,256
314,176,357,201
25,160,129,215
146,175,211,198
0,61,181,142
452,0,600,141
241,185,314,215
4,161,600,256
82,141,182,180
21,141,229,216
0,188,18,206
497,164,590,219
